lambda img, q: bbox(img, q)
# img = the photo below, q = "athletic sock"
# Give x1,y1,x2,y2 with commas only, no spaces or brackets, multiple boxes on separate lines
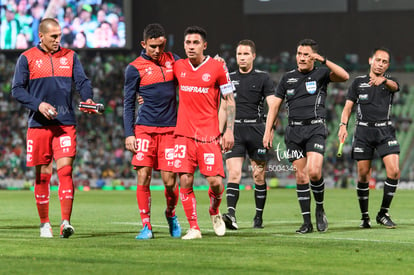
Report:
357,181,369,217
35,173,52,223
296,183,311,224
254,183,267,218
225,182,239,217
57,166,74,222
208,186,224,216
180,187,199,230
136,185,151,230
165,184,179,218
310,177,325,210
379,178,399,215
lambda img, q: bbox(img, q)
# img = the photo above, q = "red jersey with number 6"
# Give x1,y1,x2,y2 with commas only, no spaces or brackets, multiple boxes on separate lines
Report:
174,56,234,142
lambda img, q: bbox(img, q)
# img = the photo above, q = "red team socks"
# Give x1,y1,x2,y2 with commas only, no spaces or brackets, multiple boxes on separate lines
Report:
165,184,179,218
208,187,223,216
180,187,199,230
35,173,52,223
136,185,152,229
57,165,74,222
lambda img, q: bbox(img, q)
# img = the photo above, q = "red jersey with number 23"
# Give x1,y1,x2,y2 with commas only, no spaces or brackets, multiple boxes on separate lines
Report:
174,56,234,141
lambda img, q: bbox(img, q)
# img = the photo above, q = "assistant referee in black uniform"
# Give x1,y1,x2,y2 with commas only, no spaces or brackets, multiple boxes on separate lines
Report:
338,47,400,229
263,39,349,234
219,40,277,230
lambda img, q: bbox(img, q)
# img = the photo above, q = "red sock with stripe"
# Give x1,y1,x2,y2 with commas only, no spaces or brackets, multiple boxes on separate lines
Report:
58,166,74,222
165,184,179,218
35,173,51,223
180,187,199,230
136,185,152,230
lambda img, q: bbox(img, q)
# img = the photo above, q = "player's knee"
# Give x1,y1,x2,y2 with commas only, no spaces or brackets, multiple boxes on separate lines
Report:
308,169,321,182
387,167,400,180
252,170,265,184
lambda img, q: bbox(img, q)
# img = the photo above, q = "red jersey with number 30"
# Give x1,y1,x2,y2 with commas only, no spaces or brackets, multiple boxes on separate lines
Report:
174,56,233,141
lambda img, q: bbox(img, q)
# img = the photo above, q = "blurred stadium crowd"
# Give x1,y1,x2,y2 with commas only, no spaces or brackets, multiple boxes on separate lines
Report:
1,49,413,186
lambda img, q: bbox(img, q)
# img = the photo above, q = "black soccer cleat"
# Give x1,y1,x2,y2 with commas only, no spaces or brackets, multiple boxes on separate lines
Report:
222,213,238,230
296,223,313,234
315,208,328,232
376,212,396,229
253,216,264,229
360,216,372,229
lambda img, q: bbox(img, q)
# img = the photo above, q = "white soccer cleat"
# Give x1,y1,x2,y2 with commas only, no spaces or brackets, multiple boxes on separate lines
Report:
181,228,202,240
40,222,53,238
210,212,226,236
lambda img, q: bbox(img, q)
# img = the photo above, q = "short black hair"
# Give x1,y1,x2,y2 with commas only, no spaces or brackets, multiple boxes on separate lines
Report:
143,23,165,41
237,39,256,54
297,38,319,53
371,47,391,60
184,26,207,41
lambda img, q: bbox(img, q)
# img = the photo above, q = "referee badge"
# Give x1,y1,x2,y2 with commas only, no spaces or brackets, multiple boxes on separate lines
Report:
305,81,317,94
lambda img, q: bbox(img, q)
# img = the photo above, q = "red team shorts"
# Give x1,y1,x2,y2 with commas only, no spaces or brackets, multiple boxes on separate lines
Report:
132,126,175,171
173,135,225,177
26,125,77,167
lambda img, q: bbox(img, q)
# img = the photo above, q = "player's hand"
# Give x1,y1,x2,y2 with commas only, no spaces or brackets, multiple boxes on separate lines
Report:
213,54,226,64
310,52,324,63
369,76,386,86
221,129,234,153
79,99,97,114
263,131,273,149
137,96,144,105
39,102,57,120
125,136,137,153
338,126,348,143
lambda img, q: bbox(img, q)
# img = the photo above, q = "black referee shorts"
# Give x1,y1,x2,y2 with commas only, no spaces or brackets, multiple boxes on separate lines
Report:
224,123,271,162
352,125,400,160
284,123,327,162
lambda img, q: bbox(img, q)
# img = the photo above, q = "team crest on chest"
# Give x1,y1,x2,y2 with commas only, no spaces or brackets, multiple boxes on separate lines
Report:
145,67,153,75
305,81,317,94
35,59,43,68
60,57,68,65
202,73,211,82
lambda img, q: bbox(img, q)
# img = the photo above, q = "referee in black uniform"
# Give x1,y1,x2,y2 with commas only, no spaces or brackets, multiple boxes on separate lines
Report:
263,39,349,233
338,47,400,229
219,40,277,230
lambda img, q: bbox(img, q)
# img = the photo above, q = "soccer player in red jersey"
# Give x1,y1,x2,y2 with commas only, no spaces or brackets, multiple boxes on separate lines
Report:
123,23,181,239
12,18,96,238
173,26,236,239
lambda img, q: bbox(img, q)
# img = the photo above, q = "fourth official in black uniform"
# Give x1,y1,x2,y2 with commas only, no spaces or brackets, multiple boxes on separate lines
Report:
338,47,400,229
219,40,277,230
263,39,349,233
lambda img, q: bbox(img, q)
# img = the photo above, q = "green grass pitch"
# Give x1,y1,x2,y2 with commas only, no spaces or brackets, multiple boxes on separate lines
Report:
1,188,414,274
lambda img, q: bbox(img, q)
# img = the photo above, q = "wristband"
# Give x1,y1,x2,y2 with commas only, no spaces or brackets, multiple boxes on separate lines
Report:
382,78,387,85
339,122,347,128
321,57,327,65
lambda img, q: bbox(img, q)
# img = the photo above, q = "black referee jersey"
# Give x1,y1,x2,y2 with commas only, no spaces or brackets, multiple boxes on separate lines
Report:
230,68,275,121
275,66,331,120
347,74,399,122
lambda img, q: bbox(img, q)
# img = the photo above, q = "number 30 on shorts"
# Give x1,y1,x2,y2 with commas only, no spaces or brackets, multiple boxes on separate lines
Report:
174,144,186,158
135,138,149,152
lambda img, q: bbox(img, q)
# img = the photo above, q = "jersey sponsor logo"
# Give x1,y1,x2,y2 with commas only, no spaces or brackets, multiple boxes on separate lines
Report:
202,73,211,82
287,78,298,83
180,85,209,93
207,166,213,171
388,140,398,146
305,81,317,94
165,148,174,160
136,152,144,161
354,147,364,153
257,149,266,155
359,94,368,100
60,136,72,148
180,72,186,78
27,154,33,162
287,89,295,95
359,83,371,88
35,59,43,68
204,153,215,165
